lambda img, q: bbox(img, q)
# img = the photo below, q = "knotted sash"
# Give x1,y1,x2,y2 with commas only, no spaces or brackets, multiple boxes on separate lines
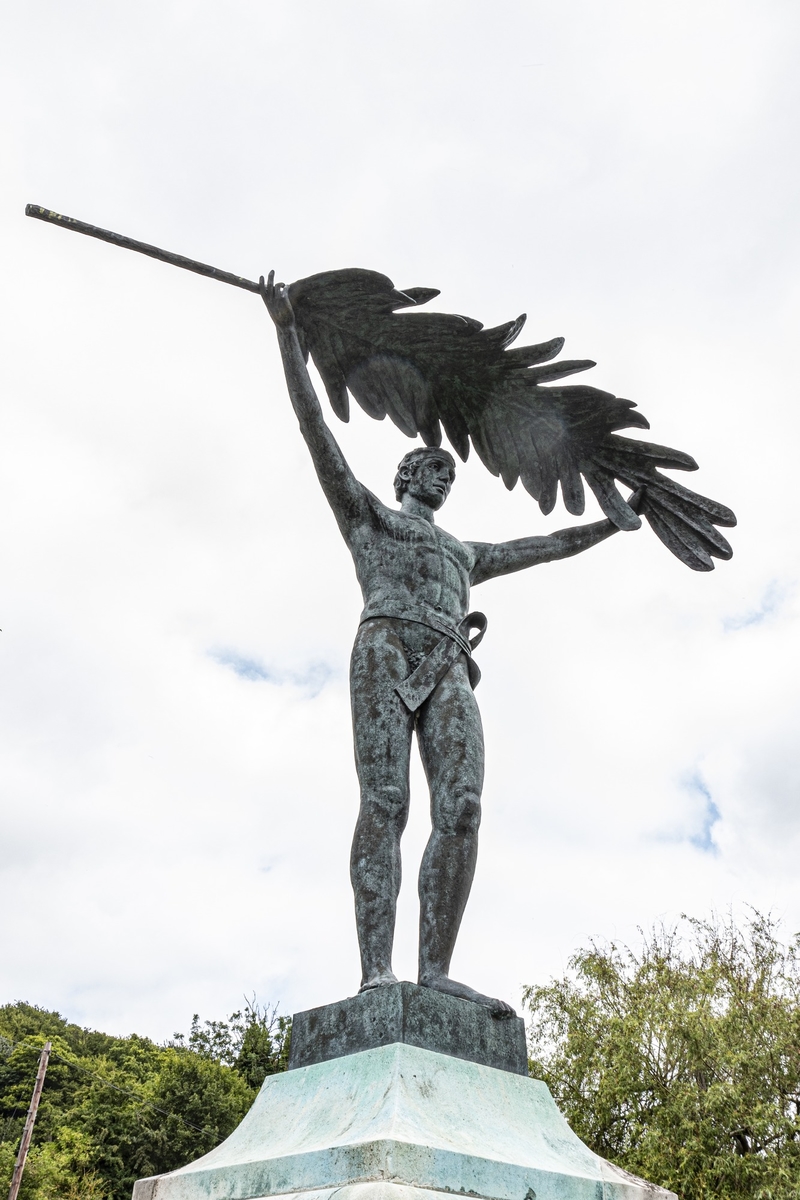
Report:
394,611,487,713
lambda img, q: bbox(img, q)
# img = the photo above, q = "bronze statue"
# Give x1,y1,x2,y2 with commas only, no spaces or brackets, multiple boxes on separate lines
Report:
258,269,734,1015
25,207,736,1015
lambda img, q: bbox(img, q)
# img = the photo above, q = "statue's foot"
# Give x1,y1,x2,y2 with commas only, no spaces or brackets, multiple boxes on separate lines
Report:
418,973,516,1019
358,970,399,993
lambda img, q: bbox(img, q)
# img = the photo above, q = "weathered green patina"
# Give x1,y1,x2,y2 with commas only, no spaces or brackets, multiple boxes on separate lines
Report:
131,1042,676,1200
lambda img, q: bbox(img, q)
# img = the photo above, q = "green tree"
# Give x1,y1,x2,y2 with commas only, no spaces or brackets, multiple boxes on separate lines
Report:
523,911,800,1200
0,1127,108,1199
71,1045,254,1195
171,996,291,1088
0,998,290,1200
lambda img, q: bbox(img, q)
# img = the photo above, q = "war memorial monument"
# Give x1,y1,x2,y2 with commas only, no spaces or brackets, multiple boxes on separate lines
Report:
27,205,737,1200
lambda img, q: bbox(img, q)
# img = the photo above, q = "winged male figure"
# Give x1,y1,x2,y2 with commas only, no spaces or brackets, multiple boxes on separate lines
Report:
262,273,645,1017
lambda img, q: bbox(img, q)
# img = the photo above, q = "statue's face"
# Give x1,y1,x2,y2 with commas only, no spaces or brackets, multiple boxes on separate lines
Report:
404,452,455,510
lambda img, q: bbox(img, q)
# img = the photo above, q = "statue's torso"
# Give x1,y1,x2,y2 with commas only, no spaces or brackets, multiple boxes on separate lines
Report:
347,490,476,632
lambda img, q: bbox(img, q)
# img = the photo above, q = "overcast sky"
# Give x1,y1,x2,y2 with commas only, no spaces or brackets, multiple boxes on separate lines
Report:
1,0,799,1042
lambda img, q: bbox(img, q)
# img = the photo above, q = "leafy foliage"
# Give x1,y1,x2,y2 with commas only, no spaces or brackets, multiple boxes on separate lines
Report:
0,998,290,1200
170,997,291,1088
524,912,800,1200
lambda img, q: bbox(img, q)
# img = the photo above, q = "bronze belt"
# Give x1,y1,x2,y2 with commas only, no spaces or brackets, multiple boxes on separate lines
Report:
394,612,487,713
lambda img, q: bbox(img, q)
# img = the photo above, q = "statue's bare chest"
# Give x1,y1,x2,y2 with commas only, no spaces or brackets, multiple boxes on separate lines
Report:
348,502,475,616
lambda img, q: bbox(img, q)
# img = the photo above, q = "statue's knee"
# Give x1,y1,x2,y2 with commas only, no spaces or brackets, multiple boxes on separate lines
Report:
361,785,409,826
436,788,482,837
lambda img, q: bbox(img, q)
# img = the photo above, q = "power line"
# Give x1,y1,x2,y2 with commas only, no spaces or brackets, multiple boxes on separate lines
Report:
1,1036,222,1140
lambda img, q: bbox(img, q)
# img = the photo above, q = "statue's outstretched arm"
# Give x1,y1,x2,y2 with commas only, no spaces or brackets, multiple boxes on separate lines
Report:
261,273,366,532
468,490,644,586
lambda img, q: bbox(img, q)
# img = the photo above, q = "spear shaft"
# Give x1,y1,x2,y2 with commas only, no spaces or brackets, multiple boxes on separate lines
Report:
25,204,261,294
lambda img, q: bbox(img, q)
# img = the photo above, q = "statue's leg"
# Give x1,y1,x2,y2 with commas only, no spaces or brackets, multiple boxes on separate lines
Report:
416,657,515,1017
350,620,415,992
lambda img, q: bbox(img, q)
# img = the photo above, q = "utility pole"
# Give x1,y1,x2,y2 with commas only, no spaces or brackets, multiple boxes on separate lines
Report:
7,1041,52,1200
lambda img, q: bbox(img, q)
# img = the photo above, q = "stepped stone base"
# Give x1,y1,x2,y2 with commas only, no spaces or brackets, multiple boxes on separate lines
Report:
132,1038,676,1200
288,982,528,1075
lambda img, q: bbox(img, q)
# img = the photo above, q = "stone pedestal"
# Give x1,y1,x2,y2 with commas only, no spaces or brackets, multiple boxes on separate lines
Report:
289,983,528,1075
132,990,675,1200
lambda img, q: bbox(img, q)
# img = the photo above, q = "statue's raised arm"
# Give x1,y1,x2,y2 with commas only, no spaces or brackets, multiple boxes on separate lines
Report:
259,272,368,540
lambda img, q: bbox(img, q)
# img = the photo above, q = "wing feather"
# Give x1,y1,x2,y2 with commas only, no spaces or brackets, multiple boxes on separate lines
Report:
643,503,715,571
398,287,441,306
557,447,586,516
646,489,733,559
470,417,502,478
504,337,565,366
440,410,471,460
536,444,560,515
288,268,735,569
640,474,736,528
308,328,351,421
582,466,642,530
359,357,419,437
483,407,521,489
482,315,527,348
599,449,737,530
598,435,698,472
519,433,545,502
525,359,596,383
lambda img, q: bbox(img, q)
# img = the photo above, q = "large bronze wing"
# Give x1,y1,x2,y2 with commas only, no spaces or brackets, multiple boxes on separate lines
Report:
288,268,736,571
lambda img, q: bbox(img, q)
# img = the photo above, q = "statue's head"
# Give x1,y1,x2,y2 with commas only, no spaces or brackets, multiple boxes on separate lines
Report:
394,446,456,509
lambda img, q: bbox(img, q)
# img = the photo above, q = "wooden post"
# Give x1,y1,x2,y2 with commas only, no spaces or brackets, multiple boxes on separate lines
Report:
7,1041,52,1200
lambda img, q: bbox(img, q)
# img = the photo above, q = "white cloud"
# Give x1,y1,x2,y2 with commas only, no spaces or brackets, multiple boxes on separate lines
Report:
1,0,799,1041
